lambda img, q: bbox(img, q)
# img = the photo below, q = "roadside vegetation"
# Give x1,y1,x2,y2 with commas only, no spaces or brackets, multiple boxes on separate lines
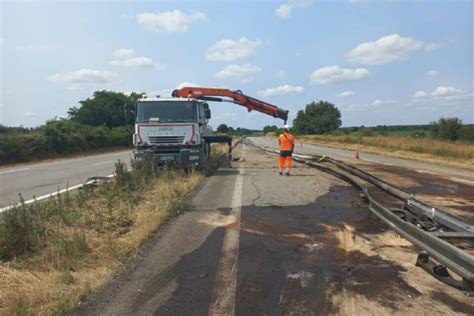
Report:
0,155,212,314
300,133,474,167
263,101,473,168
302,118,473,167
216,123,262,136
0,91,139,166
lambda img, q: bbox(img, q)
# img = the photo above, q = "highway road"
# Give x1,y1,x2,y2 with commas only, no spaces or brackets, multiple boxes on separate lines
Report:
250,137,474,222
250,137,474,185
1,137,472,211
75,143,472,315
0,150,132,207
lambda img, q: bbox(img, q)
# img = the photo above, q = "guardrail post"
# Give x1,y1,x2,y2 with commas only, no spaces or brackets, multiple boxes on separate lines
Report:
228,140,232,168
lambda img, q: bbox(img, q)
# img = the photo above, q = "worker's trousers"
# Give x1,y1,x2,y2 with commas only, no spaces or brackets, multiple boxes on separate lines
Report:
279,150,293,173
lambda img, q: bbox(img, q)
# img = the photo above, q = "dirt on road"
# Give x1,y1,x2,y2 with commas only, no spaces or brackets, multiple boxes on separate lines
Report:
74,144,473,315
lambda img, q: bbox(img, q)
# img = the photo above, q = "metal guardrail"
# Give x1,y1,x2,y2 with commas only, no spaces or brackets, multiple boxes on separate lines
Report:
245,139,474,293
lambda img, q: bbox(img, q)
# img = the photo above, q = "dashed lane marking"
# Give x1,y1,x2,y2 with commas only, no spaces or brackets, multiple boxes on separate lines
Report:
92,160,114,166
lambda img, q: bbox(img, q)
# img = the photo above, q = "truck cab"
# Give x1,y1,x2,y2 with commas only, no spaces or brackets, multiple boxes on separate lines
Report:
133,97,211,167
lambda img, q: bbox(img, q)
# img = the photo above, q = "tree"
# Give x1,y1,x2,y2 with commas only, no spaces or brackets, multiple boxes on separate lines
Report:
430,117,463,141
293,101,341,134
263,125,278,134
68,90,139,127
216,123,229,133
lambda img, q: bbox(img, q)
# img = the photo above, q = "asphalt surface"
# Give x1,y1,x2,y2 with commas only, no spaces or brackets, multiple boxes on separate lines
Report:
2,136,471,210
0,150,132,207
74,144,473,315
249,137,474,222
249,137,474,185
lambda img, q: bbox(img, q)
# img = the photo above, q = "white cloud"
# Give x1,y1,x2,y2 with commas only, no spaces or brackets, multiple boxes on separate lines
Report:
207,38,262,62
409,88,473,110
137,10,206,32
427,70,440,77
371,99,394,106
112,48,135,58
110,57,167,70
344,98,394,112
347,34,440,65
110,49,167,70
24,111,38,118
310,65,369,85
48,69,117,88
257,85,304,97
176,82,201,89
275,0,312,19
337,90,354,98
215,64,261,82
431,86,463,97
414,91,428,98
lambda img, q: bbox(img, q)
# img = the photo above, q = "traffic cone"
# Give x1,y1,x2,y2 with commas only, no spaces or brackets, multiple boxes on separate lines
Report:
353,148,360,160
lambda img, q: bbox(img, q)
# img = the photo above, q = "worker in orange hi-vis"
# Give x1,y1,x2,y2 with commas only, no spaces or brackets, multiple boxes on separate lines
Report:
278,124,296,176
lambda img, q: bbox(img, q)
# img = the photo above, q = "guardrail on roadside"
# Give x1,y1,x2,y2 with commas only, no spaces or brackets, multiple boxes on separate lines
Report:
244,138,474,294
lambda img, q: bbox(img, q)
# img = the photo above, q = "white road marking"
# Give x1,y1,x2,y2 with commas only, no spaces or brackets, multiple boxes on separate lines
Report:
450,177,474,186
92,160,114,166
0,167,30,175
0,173,115,213
210,146,245,316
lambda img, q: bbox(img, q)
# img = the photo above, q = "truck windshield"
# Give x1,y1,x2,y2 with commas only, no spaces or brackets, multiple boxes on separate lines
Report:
136,101,197,123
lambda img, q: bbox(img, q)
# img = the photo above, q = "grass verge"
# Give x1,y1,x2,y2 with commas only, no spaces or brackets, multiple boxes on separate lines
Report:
0,156,208,315
297,134,474,169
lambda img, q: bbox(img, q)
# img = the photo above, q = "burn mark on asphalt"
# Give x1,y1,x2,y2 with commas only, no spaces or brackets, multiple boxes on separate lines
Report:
359,163,474,220
233,185,423,315
330,250,421,310
431,291,474,314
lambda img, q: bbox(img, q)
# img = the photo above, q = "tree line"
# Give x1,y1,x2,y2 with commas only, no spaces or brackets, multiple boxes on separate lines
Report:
0,91,138,165
216,124,262,136
262,101,473,142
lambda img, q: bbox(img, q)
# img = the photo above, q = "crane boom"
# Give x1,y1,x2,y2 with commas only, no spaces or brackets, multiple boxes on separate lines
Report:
172,87,289,123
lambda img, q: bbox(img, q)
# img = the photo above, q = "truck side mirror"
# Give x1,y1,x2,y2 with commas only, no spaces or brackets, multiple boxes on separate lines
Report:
204,109,211,119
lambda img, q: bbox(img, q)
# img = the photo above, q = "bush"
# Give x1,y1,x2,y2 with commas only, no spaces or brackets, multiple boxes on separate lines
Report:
430,117,463,141
359,127,374,137
458,125,474,142
0,120,133,165
0,199,47,259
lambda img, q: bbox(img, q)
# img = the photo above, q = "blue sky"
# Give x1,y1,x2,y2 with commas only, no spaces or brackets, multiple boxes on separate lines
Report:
1,0,473,129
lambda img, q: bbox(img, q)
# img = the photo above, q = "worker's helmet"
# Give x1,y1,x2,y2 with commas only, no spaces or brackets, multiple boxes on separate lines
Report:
283,124,290,130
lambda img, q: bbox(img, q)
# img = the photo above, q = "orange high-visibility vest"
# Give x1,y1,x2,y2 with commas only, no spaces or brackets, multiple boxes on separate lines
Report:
278,132,295,151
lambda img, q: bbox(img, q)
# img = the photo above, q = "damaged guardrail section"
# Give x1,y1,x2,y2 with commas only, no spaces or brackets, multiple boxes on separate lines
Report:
245,138,474,293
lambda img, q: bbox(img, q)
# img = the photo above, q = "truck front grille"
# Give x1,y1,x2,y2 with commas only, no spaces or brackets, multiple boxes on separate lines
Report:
148,136,185,144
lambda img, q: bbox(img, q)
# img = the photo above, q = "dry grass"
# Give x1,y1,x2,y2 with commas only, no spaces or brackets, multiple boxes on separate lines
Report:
298,134,474,169
0,163,203,315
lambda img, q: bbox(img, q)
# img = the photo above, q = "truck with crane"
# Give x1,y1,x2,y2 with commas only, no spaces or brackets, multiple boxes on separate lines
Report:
132,87,289,167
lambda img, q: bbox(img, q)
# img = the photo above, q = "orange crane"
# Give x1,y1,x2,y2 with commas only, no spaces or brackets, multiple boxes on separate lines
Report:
172,87,289,123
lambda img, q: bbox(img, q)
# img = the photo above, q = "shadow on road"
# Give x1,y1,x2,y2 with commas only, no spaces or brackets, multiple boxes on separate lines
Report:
150,185,426,315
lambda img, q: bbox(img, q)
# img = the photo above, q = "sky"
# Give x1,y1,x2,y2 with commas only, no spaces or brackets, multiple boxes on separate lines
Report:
1,0,473,129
